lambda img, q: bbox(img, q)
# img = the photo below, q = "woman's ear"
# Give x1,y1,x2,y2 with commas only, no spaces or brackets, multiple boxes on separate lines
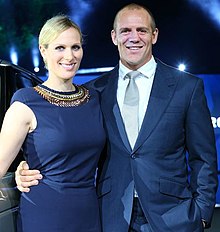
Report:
39,45,46,59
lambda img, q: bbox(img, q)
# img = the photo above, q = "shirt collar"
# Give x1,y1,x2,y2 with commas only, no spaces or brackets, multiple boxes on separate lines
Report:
119,56,157,80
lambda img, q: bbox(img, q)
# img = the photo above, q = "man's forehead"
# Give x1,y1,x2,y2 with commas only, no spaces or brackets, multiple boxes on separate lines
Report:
116,9,151,25
118,8,150,18
116,19,150,30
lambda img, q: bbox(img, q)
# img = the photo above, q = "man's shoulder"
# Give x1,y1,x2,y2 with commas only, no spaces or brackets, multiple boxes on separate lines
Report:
156,58,200,82
84,66,118,90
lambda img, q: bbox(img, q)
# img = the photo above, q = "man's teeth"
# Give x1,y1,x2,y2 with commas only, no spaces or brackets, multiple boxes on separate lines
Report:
129,47,140,50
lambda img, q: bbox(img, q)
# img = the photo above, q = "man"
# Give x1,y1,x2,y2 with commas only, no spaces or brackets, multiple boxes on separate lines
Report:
16,3,218,232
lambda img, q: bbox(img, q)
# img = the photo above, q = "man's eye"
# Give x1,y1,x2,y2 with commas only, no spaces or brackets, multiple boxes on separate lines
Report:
121,29,130,34
138,29,151,34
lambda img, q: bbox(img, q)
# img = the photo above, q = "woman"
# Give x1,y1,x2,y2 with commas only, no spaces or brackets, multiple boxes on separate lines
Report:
0,15,105,231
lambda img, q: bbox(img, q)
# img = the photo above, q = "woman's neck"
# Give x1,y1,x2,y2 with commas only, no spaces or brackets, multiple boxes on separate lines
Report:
43,80,75,92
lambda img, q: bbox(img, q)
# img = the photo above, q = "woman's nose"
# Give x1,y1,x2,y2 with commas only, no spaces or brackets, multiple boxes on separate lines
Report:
64,49,74,60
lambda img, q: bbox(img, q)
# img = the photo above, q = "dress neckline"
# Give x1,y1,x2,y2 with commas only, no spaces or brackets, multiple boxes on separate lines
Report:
34,84,90,107
39,84,79,95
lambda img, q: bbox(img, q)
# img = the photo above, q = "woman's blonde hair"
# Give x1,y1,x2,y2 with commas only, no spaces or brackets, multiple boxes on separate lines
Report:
39,14,83,48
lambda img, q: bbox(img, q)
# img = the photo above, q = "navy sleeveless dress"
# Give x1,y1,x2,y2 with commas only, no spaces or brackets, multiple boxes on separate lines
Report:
11,84,106,232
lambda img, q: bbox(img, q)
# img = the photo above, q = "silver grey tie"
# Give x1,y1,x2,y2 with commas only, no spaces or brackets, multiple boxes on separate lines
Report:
122,71,140,148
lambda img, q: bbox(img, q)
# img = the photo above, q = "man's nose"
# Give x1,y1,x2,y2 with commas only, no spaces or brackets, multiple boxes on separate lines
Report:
129,30,140,41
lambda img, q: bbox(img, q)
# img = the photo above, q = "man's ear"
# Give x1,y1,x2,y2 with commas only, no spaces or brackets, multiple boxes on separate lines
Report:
111,30,118,46
152,28,159,45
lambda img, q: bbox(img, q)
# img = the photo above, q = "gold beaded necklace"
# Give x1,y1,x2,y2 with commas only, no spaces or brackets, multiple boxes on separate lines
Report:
34,84,90,107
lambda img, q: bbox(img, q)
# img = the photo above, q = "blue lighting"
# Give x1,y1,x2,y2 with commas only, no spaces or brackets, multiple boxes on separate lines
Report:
10,47,18,65
189,0,220,28
77,67,114,74
31,37,39,70
67,0,101,29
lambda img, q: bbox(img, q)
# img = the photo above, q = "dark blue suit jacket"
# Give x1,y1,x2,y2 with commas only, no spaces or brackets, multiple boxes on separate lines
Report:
85,59,218,232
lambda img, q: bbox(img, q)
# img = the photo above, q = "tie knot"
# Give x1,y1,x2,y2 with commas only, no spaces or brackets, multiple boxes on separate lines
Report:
125,71,140,80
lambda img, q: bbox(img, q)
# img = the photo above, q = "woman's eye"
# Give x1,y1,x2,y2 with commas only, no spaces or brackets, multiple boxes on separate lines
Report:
72,45,81,51
55,46,64,51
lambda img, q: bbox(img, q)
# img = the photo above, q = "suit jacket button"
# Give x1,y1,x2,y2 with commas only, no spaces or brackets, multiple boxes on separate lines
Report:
131,154,136,159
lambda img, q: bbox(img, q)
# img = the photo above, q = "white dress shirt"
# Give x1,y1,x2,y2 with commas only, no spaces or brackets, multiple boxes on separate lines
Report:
117,56,157,131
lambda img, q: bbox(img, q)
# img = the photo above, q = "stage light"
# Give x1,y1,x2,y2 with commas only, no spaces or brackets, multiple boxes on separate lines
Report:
178,64,186,71
34,67,40,72
10,46,18,65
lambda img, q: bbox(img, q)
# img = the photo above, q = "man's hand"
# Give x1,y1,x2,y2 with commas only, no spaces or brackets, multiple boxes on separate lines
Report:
15,161,42,192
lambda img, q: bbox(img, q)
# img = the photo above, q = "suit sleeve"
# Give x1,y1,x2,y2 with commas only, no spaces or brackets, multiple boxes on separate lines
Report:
185,78,218,224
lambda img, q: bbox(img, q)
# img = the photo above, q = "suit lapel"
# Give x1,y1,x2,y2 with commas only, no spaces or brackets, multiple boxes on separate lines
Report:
113,104,131,150
101,67,131,151
134,61,178,151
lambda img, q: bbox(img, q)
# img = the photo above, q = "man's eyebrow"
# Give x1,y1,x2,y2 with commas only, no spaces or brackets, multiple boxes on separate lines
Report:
119,26,150,30
136,27,150,30
119,27,131,31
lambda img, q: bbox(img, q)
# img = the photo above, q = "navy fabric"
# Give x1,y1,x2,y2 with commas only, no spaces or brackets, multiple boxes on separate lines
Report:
12,85,106,232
